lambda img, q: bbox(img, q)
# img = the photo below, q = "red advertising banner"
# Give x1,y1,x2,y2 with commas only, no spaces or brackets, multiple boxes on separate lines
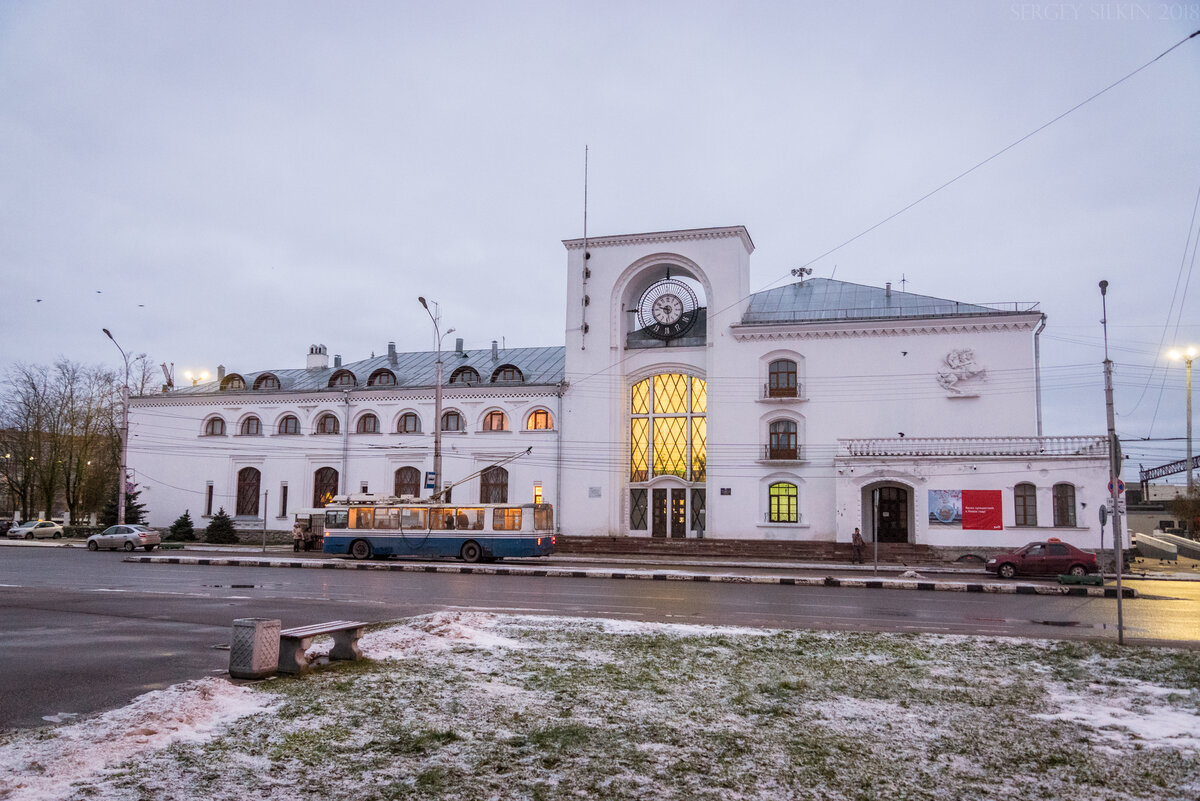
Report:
961,490,1003,530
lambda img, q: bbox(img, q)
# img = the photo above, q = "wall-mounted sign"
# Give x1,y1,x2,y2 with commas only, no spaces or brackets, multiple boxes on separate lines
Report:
424,471,436,490
929,489,1003,530
720,488,732,496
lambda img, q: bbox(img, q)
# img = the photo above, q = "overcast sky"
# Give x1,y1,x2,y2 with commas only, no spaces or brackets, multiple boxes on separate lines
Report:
2,1,1198,479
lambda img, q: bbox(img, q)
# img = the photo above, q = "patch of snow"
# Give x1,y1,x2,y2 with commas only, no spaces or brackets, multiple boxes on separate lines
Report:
1035,683,1200,752
0,678,277,801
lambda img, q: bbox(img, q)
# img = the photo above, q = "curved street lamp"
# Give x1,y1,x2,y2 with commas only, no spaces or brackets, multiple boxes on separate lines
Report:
418,298,454,500
103,328,130,525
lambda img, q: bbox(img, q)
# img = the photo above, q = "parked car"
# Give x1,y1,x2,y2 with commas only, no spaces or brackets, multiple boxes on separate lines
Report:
86,524,162,552
987,539,1098,578
6,520,64,540
0,520,12,536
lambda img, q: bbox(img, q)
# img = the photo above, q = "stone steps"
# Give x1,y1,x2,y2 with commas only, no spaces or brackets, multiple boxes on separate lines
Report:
555,536,942,564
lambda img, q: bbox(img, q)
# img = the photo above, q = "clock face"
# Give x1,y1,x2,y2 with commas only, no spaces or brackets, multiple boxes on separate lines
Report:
637,278,699,340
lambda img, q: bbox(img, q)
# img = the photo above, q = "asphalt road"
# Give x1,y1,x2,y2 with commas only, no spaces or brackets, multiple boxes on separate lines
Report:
1,546,1197,730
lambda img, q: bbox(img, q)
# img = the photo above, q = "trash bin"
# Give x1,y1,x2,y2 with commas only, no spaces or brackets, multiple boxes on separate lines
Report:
229,618,280,679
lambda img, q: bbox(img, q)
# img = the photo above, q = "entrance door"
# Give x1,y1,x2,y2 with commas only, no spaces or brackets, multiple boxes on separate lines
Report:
874,486,909,543
652,488,668,538
670,489,686,539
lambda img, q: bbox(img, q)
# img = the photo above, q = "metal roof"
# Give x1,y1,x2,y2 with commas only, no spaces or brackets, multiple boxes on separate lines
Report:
741,278,1038,325
171,346,566,396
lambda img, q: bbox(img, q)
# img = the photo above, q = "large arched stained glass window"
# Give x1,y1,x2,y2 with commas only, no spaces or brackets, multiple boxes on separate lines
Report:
629,374,706,482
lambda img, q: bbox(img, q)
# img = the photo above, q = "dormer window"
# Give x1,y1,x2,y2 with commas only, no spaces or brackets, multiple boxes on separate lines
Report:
220,374,245,391
253,374,280,390
329,370,357,388
491,364,524,383
450,367,480,385
368,369,397,386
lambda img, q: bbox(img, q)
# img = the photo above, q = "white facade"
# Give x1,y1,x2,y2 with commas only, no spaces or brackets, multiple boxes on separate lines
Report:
129,224,1112,553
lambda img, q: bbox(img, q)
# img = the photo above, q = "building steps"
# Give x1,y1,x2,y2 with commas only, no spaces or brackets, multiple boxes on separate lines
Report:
554,536,943,564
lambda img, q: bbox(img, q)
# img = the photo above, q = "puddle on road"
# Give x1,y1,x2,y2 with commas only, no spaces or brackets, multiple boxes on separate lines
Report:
202,583,283,590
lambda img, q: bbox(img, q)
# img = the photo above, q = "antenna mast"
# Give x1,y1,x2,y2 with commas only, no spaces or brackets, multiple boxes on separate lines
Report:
580,145,590,351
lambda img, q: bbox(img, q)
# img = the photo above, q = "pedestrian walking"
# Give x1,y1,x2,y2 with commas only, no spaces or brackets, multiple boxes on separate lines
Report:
851,527,865,564
291,520,304,552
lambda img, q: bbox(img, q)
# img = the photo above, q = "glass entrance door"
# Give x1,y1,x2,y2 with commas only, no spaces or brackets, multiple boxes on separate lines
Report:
873,486,909,543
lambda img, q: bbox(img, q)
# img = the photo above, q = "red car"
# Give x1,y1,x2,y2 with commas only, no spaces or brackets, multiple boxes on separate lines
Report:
987,539,1098,578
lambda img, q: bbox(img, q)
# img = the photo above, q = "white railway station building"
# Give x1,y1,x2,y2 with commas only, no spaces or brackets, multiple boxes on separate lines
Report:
128,225,1113,554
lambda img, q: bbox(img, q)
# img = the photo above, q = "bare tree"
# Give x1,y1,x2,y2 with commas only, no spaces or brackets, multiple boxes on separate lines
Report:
0,364,54,518
55,360,120,523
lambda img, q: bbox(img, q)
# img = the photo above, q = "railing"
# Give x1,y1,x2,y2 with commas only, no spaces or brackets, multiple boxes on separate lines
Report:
763,444,805,461
838,436,1107,458
745,301,1040,324
762,383,802,399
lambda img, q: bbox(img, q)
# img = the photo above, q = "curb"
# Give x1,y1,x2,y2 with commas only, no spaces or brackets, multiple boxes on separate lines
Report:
125,555,1137,598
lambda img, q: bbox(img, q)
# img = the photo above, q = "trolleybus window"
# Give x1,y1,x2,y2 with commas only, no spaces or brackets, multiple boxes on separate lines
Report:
534,504,554,531
400,508,427,529
430,508,456,530
493,508,522,531
375,508,401,530
455,508,485,530
325,509,348,529
350,507,374,529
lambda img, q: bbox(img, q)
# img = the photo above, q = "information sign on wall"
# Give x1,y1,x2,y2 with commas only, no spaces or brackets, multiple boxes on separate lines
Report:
961,490,1003,530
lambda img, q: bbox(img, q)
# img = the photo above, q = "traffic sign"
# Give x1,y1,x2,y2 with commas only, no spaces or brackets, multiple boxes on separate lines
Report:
1107,478,1125,495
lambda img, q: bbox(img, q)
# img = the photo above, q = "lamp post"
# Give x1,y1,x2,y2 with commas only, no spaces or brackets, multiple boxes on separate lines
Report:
418,298,455,501
103,328,130,526
1168,346,1196,492
184,370,209,387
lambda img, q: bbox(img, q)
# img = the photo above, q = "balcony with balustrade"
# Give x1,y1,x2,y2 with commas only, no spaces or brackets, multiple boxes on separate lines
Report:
836,436,1107,459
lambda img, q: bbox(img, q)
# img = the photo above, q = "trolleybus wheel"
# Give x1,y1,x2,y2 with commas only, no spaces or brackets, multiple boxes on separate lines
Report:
350,539,373,561
460,541,482,563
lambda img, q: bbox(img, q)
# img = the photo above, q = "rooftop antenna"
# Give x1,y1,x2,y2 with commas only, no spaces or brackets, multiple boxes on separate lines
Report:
580,145,590,351
900,273,908,291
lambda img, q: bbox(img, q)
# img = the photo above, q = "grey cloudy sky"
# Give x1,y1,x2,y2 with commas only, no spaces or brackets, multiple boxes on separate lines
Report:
2,1,1198,476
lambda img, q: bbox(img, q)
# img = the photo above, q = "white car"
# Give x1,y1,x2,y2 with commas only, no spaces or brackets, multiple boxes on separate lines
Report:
7,520,64,540
86,524,162,552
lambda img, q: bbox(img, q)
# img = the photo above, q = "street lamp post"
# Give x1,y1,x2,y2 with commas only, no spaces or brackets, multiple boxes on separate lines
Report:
418,298,455,501
1168,346,1196,493
103,328,130,526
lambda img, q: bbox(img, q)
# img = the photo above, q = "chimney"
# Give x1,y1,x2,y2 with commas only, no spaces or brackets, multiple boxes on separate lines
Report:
334,354,342,368
306,344,329,370
885,282,892,299
217,364,226,382
491,340,499,362
455,337,464,356
387,341,397,365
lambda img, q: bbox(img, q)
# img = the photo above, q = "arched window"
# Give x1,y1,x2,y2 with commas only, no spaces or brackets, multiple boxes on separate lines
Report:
397,412,421,434
328,370,357,388
316,413,340,434
356,414,379,434
527,409,553,430
368,369,396,386
441,411,462,432
278,415,300,435
313,467,339,507
449,366,480,385
769,482,798,523
1014,483,1037,527
394,466,421,498
768,420,798,460
768,359,798,398
491,364,524,383
253,374,280,390
240,417,261,436
204,417,226,436
1053,483,1076,527
220,374,245,391
481,466,508,503
483,410,508,431
236,467,261,516
629,373,707,482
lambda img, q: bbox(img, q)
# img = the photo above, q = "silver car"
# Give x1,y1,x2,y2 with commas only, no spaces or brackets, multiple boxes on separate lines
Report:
7,520,64,540
86,524,162,552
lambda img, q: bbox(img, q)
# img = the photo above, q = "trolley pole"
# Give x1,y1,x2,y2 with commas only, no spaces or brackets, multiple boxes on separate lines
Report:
1100,280,1124,645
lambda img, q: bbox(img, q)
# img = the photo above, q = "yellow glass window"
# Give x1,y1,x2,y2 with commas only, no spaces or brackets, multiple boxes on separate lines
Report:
691,377,707,414
654,373,688,414
653,417,688,478
631,418,649,482
631,379,649,415
691,417,707,481
493,508,522,531
769,483,798,523
349,507,375,529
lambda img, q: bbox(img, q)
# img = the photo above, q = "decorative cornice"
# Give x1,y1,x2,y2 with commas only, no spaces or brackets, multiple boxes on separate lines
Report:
729,313,1043,342
130,384,565,409
563,225,754,254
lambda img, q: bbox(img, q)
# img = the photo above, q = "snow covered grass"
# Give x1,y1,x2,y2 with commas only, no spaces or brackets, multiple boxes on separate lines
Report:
2,613,1199,800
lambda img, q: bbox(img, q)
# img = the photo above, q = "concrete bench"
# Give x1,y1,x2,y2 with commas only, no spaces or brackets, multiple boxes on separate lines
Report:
278,620,367,674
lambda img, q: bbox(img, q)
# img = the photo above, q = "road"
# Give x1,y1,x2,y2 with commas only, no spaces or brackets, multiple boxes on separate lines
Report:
1,546,1197,730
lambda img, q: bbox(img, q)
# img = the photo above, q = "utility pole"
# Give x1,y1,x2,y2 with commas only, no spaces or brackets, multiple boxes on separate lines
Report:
1099,280,1124,645
419,298,454,501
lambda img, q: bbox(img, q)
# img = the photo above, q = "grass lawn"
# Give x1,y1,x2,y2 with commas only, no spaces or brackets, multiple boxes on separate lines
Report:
2,612,1198,800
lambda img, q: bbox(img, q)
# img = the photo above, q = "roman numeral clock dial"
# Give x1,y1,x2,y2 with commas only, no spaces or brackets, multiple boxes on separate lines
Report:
637,278,699,340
